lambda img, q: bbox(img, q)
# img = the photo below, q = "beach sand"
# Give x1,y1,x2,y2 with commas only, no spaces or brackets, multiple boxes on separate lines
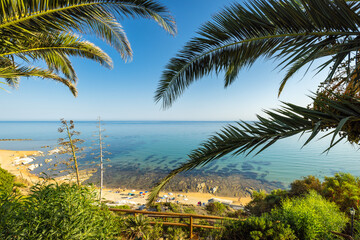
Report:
103,188,251,207
0,149,43,183
0,149,252,207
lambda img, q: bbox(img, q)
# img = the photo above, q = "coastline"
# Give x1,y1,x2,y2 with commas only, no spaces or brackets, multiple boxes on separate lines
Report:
0,149,252,206
0,149,43,183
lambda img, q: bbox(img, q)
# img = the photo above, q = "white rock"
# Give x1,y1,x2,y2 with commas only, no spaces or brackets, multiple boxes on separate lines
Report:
27,164,39,171
13,157,34,165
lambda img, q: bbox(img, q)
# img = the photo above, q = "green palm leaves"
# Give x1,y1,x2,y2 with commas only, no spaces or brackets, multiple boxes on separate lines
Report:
149,0,360,204
155,0,360,108
148,93,360,203
0,0,176,95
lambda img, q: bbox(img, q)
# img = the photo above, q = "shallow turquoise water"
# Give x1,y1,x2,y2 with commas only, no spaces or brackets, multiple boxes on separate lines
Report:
1,121,359,186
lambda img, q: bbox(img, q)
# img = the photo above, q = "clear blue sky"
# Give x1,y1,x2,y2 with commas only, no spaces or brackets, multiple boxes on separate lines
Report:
0,0,326,121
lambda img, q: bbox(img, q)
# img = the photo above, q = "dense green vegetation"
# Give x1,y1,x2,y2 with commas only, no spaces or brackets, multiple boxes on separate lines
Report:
271,191,347,239
222,216,297,240
0,183,118,239
0,171,360,239
245,173,360,219
0,167,14,193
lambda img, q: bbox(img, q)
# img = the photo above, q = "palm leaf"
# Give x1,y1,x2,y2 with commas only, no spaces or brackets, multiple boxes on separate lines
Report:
148,93,360,204
0,32,112,82
155,0,360,108
0,0,176,59
0,65,77,96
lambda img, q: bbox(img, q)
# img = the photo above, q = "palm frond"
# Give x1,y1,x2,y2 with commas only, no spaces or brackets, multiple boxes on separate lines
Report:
0,32,112,82
155,0,360,108
0,0,176,59
148,92,360,204
0,65,77,96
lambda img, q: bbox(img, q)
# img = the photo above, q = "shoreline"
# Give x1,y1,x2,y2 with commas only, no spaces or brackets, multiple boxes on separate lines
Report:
0,149,44,183
0,149,252,206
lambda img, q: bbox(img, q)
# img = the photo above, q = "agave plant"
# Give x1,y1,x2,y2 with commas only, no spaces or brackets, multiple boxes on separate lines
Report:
0,0,176,95
149,0,360,203
123,215,152,239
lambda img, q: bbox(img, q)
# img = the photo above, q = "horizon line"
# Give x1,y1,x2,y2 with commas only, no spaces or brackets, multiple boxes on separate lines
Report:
0,119,255,122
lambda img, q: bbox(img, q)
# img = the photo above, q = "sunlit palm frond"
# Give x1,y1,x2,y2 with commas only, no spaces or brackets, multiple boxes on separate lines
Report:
0,32,112,82
0,65,77,96
0,0,176,59
155,0,360,108
42,52,77,82
148,93,360,204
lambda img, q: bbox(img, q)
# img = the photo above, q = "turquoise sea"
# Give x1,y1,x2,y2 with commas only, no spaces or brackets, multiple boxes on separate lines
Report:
1,121,359,188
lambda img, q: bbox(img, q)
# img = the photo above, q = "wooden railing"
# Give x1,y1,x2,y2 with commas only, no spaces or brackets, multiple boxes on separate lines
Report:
109,209,357,239
109,208,241,239
330,231,354,240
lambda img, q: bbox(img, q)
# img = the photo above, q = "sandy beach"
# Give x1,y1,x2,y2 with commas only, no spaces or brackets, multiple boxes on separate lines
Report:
0,149,43,183
103,188,251,207
0,149,252,207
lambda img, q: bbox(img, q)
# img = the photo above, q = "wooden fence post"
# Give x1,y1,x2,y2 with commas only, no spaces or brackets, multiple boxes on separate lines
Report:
189,216,193,239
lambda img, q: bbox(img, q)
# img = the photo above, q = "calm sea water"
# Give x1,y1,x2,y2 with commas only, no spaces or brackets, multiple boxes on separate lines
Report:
1,121,359,187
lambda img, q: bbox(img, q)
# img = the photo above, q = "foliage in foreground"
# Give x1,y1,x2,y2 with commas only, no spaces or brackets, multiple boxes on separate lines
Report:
0,167,15,193
246,173,360,219
224,191,347,240
0,183,118,239
271,191,348,240
222,216,297,240
206,202,228,216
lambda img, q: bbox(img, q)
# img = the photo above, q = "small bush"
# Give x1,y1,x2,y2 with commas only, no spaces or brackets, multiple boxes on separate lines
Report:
322,172,360,214
221,216,297,240
270,190,348,240
122,215,151,239
149,203,163,212
226,209,247,218
289,175,322,197
0,167,15,193
183,206,196,214
206,202,227,216
111,204,131,210
245,189,288,216
0,183,119,239
165,226,188,240
169,202,181,213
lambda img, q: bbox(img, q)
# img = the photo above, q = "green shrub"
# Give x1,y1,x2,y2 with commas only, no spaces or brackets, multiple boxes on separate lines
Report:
206,202,227,216
0,191,25,237
289,175,322,197
165,226,188,240
0,183,119,239
322,172,360,214
197,219,223,240
169,202,181,213
111,204,131,209
122,215,151,239
221,216,297,240
245,189,288,216
184,206,196,214
270,190,348,240
149,203,162,212
0,167,15,193
227,209,248,218
147,222,164,240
